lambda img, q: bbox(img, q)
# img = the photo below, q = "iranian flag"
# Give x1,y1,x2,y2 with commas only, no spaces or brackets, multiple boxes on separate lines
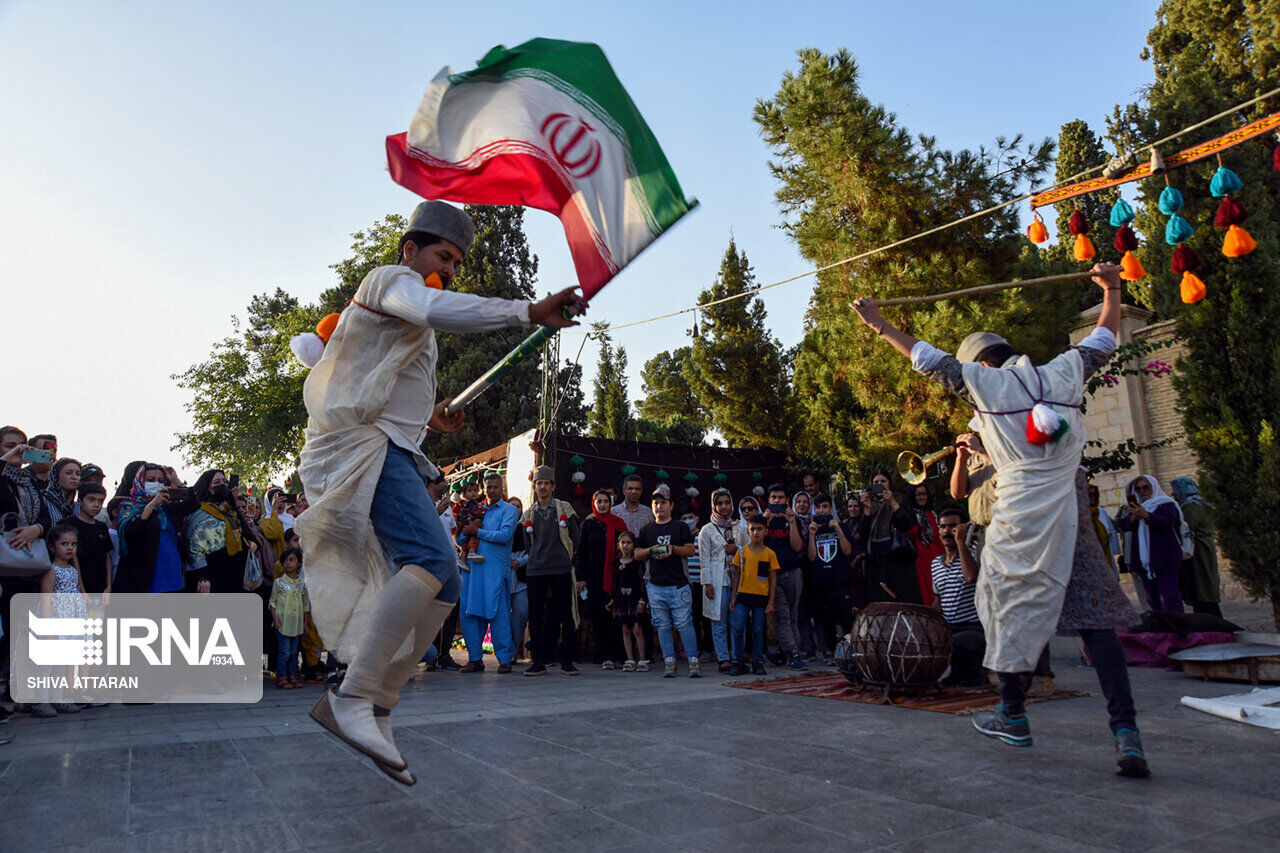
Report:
386,38,696,298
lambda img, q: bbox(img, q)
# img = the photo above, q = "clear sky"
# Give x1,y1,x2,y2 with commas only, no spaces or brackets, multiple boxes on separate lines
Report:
0,0,1161,488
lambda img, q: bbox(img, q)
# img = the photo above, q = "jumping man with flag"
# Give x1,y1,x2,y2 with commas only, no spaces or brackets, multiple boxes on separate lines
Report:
299,38,694,785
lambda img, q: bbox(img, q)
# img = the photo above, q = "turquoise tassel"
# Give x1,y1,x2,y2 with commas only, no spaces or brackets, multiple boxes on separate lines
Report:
1209,166,1243,197
1164,215,1194,246
1109,198,1135,227
1157,186,1183,215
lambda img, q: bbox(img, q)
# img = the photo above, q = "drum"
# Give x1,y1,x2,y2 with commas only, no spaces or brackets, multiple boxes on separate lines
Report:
848,602,953,688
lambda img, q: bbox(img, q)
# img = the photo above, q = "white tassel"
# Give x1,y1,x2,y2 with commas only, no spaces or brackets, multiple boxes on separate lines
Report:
571,471,586,484
1149,147,1166,175
290,333,325,369
1030,403,1065,436
685,486,699,498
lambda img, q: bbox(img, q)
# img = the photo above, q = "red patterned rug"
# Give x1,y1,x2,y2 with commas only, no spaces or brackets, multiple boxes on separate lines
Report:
726,672,1089,715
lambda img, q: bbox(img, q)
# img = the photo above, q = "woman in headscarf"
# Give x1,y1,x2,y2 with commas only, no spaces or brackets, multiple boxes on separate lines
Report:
843,494,868,612
1117,474,1184,613
44,458,81,525
114,463,193,593
737,496,761,540
1170,476,1221,617
903,482,945,608
790,490,824,660
183,469,258,594
573,488,630,668
857,468,922,604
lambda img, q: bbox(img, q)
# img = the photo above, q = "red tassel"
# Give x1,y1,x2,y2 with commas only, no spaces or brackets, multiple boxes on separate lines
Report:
1068,210,1089,236
1170,243,1202,274
1114,224,1139,253
1273,143,1280,171
1213,196,1249,228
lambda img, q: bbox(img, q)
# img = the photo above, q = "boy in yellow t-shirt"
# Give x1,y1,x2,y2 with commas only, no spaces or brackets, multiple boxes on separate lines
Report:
728,518,778,676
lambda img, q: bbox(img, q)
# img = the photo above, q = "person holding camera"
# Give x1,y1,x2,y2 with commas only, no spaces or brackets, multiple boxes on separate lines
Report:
857,469,922,605
113,462,194,594
184,469,259,594
1,427,54,707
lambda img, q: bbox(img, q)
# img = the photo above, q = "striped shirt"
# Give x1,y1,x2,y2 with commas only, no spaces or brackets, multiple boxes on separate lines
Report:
611,502,654,536
931,553,978,626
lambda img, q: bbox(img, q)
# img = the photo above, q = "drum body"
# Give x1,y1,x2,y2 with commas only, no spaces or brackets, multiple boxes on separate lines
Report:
849,602,953,687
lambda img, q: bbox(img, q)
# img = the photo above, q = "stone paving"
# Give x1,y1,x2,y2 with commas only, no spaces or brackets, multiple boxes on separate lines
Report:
3,605,1278,852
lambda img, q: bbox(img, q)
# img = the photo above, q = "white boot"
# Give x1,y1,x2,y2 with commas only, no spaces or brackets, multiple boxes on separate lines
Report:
309,688,406,770
372,715,416,786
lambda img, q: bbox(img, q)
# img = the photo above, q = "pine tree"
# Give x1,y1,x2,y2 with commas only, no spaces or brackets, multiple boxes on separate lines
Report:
587,323,636,440
687,239,793,449
754,48,1066,471
1113,0,1280,625
635,346,708,443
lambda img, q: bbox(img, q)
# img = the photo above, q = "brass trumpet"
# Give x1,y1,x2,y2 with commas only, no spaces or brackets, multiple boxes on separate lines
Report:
896,446,956,485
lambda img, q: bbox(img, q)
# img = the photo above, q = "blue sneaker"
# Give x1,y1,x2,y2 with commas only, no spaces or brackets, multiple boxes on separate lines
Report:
1114,728,1151,777
972,706,1032,747
788,653,808,671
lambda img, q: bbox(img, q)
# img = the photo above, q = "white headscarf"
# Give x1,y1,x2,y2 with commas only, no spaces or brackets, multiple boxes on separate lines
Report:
1125,474,1181,571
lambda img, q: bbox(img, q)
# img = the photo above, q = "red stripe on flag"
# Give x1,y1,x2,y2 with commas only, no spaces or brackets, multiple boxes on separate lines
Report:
386,133,615,298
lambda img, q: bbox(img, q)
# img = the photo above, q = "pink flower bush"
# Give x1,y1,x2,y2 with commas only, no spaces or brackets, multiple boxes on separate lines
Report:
1142,360,1173,377
1101,374,1121,387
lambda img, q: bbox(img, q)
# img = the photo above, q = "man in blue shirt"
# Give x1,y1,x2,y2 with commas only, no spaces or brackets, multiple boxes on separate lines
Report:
458,472,519,673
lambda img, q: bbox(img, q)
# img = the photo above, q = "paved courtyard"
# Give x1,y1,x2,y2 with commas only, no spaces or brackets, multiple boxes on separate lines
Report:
3,605,1278,852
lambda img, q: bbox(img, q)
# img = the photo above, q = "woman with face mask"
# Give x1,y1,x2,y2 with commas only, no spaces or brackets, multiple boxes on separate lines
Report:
184,469,259,594
113,463,193,593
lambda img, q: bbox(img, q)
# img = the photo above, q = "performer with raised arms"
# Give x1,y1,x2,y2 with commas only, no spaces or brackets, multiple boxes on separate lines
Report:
852,262,1149,777
297,201,578,784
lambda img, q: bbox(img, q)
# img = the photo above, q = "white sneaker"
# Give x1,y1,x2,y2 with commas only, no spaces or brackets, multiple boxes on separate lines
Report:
622,660,636,671
602,660,616,670
466,553,485,562
310,689,406,770
636,660,650,672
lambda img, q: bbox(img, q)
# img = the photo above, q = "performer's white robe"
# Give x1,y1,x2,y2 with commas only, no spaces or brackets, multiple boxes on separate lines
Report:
959,351,1087,673
296,265,528,662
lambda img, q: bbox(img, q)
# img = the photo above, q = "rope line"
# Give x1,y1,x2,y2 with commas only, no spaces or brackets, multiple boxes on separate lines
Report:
563,85,1280,335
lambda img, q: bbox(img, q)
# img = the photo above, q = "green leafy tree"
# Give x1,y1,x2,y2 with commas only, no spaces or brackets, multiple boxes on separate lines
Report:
1111,0,1280,625
687,239,794,449
174,206,577,479
587,322,636,440
754,47,1067,472
635,346,708,444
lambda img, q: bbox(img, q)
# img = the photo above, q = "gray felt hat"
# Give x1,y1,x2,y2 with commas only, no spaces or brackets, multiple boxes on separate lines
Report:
532,465,555,483
406,200,475,254
956,331,1009,364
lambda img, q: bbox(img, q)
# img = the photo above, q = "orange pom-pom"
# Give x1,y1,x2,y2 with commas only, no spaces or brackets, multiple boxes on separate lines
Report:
1073,234,1096,261
316,312,341,342
1027,218,1049,245
424,272,444,290
1119,251,1146,281
1221,224,1257,257
1180,272,1206,303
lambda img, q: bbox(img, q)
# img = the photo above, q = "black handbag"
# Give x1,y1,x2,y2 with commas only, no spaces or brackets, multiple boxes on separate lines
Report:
889,527,917,561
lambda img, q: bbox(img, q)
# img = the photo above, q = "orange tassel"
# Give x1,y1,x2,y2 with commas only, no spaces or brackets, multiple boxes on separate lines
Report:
1180,272,1206,303
1073,234,1096,261
1119,251,1146,281
424,272,444,289
1027,218,1049,245
315,312,341,342
1221,224,1257,257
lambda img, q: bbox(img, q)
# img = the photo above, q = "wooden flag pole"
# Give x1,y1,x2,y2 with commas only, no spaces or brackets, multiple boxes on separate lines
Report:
866,270,1097,308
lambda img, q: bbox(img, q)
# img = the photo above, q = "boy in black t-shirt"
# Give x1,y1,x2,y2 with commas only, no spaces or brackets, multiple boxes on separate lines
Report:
67,482,114,596
635,484,700,678
806,494,853,665
762,484,805,669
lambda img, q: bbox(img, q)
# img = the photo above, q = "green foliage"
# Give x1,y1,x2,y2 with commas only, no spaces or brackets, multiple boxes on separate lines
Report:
174,206,581,481
686,239,795,449
637,346,708,438
754,48,1069,470
635,415,706,445
1117,0,1280,621
587,322,636,440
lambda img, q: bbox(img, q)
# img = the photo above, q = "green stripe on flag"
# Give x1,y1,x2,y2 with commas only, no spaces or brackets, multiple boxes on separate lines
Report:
449,38,693,232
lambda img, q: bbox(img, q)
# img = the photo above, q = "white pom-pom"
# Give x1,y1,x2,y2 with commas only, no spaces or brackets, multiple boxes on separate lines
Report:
685,486,699,498
571,471,586,484
752,485,765,497
1030,403,1064,435
290,333,325,369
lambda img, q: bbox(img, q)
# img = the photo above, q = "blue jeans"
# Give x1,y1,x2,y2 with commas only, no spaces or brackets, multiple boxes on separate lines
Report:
369,444,462,603
709,585,733,662
275,630,300,678
510,588,529,655
731,603,766,663
646,582,698,662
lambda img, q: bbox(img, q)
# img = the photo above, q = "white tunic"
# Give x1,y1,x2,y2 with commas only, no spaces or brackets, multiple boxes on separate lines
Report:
296,265,529,661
